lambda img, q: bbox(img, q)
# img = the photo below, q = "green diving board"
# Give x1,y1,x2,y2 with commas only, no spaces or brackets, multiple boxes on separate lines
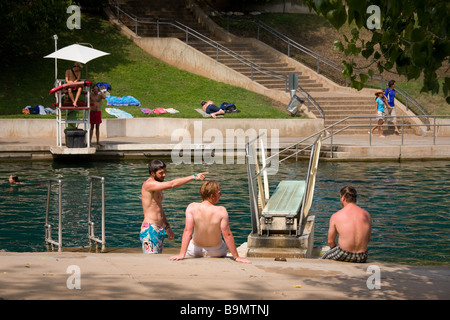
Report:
260,180,306,236
262,180,305,216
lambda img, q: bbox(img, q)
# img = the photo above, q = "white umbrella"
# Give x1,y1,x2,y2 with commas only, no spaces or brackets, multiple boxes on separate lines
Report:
44,43,110,64
44,43,110,81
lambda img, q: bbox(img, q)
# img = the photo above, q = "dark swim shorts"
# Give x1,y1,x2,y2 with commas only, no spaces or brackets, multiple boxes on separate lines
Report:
321,245,368,263
205,104,220,114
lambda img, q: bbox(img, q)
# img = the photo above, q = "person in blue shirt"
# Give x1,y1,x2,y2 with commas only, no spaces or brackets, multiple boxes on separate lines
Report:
370,90,387,137
384,80,400,135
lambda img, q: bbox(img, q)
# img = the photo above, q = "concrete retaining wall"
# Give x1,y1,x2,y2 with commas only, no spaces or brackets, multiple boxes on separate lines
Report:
0,118,324,139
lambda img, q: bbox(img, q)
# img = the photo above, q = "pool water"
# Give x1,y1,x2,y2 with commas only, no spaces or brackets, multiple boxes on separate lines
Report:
1,159,449,265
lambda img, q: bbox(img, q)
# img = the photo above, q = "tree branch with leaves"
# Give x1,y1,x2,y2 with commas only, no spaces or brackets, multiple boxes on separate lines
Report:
303,0,450,103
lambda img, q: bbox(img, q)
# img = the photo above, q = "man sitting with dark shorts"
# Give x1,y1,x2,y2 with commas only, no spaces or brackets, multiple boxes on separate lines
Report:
201,100,225,119
321,186,372,263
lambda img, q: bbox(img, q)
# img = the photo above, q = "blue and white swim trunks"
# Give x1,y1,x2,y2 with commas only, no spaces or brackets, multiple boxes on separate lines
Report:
140,222,166,254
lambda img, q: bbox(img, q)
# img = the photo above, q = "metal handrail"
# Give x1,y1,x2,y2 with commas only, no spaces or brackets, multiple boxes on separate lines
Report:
108,1,288,90
255,19,431,120
391,85,430,124
295,85,325,119
88,176,106,252
45,178,63,252
44,177,107,252
218,14,431,120
268,114,450,161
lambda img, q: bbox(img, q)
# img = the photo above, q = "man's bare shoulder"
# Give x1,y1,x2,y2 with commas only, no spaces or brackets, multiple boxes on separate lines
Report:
186,202,201,210
214,205,228,216
142,178,159,190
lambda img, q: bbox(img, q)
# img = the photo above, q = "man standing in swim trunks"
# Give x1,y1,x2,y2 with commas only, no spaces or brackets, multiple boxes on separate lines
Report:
140,159,208,254
89,86,106,147
169,181,251,263
321,186,372,263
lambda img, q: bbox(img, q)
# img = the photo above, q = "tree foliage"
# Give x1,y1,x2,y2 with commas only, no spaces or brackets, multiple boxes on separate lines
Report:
0,0,73,62
303,0,450,103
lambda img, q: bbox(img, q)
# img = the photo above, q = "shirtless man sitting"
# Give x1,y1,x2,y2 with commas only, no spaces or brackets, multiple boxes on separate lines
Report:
140,159,208,254
169,181,251,263
65,62,82,107
321,186,372,263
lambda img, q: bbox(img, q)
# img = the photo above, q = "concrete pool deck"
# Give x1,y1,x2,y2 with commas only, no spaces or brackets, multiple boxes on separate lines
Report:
1,250,449,300
1,124,449,302
1,134,450,161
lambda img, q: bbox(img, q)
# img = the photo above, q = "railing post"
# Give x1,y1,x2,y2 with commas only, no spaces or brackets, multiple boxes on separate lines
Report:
330,126,334,159
45,178,63,252
88,176,106,252
287,39,290,57
433,117,436,145
401,117,404,145
157,19,160,37
57,180,62,252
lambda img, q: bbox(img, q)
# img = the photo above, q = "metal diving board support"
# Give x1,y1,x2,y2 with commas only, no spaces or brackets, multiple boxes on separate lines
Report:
45,178,63,252
88,176,106,252
245,133,322,258
246,133,322,236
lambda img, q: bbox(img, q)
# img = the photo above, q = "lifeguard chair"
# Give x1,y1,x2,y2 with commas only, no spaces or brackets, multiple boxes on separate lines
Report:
245,133,322,258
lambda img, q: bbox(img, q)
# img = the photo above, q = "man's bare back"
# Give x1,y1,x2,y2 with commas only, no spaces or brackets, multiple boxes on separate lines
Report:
188,202,226,247
329,203,371,252
169,181,251,263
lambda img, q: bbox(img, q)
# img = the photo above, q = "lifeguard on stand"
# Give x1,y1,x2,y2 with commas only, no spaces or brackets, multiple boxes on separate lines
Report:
43,42,110,156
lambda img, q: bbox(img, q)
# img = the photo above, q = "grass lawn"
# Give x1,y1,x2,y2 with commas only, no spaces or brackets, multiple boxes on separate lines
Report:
0,12,290,119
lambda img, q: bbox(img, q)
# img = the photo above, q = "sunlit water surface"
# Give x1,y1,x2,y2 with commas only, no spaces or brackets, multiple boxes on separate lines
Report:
1,159,448,265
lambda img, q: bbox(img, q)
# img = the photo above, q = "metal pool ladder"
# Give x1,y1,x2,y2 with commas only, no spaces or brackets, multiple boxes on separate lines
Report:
88,176,106,252
44,176,106,252
45,178,63,252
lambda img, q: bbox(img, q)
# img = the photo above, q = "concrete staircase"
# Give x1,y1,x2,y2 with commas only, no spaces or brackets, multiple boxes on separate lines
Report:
116,0,328,94
112,0,410,135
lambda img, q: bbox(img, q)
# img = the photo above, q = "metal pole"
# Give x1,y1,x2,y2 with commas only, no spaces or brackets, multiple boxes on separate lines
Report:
57,179,62,252
287,39,290,57
401,117,404,145
45,181,52,251
88,178,94,247
53,34,58,82
101,177,106,252
330,126,334,159
433,117,436,145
